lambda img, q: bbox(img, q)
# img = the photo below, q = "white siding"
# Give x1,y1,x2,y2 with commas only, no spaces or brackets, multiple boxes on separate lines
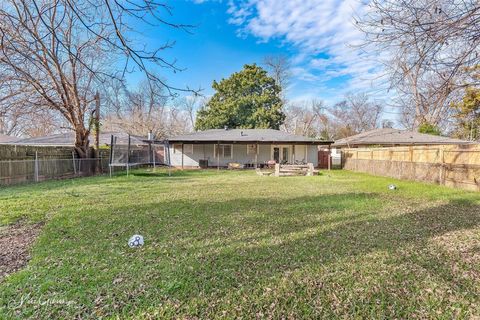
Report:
168,143,319,167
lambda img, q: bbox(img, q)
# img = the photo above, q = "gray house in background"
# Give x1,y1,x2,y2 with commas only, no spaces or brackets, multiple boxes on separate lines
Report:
12,132,144,147
0,134,19,143
167,129,332,169
333,128,471,148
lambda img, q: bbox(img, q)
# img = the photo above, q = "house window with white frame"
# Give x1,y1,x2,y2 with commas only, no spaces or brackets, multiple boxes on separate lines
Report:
183,144,193,154
246,144,257,155
214,144,233,158
173,144,193,154
173,144,182,154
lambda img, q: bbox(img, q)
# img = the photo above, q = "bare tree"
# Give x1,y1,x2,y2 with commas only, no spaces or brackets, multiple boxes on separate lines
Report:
0,107,61,137
173,95,206,131
329,93,383,138
282,99,326,137
263,55,292,100
282,94,383,140
104,81,194,139
0,0,194,157
358,0,480,128
104,80,167,138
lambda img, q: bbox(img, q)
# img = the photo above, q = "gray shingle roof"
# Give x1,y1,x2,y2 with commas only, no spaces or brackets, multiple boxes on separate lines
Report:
168,129,332,144
333,128,472,147
12,132,146,146
0,134,19,143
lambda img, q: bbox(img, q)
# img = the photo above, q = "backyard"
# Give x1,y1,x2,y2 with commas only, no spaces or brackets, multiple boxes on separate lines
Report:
0,169,479,318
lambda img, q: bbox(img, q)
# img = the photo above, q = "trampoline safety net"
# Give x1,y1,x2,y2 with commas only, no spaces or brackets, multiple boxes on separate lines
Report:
109,134,171,176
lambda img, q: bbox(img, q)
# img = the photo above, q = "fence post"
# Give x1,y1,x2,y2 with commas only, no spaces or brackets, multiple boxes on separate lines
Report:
8,160,12,185
152,148,156,172
355,150,358,171
440,146,445,185
34,151,39,182
72,151,77,176
370,149,374,174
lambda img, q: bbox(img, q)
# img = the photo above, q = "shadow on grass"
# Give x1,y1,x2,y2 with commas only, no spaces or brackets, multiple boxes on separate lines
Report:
2,192,480,318
0,168,219,195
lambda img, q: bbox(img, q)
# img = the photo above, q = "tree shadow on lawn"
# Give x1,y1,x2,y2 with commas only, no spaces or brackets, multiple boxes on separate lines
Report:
130,169,230,178
0,168,209,197
2,193,480,318
154,197,480,318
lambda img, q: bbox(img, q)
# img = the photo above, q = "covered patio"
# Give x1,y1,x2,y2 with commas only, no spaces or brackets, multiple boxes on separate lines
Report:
165,129,333,170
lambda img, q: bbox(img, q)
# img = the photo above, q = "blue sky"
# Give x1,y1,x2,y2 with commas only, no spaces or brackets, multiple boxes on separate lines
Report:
129,0,386,106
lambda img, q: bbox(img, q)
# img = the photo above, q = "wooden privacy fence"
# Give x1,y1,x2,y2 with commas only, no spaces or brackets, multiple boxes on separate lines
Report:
342,144,480,191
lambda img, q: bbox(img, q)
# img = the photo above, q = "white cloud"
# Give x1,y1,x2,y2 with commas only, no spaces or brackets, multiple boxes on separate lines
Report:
191,0,390,102
291,67,320,82
222,0,386,98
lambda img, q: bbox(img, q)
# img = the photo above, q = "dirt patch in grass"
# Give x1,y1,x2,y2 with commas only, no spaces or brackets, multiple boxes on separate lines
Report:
0,223,42,281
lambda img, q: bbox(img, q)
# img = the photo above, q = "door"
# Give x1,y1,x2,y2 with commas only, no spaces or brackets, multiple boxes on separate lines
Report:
272,145,291,163
273,147,280,163
318,150,330,169
281,147,289,164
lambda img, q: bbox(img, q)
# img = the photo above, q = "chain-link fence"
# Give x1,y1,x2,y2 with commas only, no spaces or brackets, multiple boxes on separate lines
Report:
0,157,113,186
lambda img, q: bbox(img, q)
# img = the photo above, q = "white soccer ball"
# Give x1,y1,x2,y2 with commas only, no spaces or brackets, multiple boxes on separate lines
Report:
388,184,397,190
128,234,144,248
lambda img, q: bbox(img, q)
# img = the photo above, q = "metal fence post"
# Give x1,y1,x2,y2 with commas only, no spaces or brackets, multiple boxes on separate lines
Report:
152,148,156,171
34,151,39,182
72,151,77,176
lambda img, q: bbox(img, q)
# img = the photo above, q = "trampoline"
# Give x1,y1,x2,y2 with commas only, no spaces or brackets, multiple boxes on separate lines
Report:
108,134,172,176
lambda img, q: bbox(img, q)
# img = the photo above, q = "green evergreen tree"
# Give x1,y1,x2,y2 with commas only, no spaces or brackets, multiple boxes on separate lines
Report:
418,122,441,136
195,64,285,130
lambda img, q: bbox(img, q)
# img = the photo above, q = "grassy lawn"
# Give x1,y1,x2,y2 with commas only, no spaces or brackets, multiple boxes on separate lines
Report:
1,169,479,319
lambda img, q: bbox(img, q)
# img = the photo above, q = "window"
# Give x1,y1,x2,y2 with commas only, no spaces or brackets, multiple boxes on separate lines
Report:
173,144,182,154
214,144,233,158
247,144,257,155
184,144,193,154
173,144,193,154
223,145,232,158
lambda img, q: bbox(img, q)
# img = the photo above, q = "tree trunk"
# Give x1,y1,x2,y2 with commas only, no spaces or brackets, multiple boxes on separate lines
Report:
74,129,90,158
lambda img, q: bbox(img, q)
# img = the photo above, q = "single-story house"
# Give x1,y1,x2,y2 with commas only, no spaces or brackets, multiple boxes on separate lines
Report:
167,128,333,169
333,128,471,148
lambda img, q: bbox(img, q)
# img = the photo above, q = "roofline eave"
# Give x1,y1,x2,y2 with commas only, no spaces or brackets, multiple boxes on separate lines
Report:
166,140,333,145
333,141,474,147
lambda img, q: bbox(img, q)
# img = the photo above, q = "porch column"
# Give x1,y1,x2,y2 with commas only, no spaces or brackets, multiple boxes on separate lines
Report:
181,143,184,170
255,143,258,168
328,144,331,171
305,144,308,163
292,144,294,164
217,142,220,170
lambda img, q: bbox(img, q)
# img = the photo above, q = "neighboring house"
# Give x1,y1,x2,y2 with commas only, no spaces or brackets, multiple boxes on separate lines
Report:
12,132,144,147
333,128,471,148
0,134,19,143
167,129,332,168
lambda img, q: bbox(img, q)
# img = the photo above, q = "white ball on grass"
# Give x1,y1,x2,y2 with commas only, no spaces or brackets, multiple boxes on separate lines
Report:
128,234,144,248
388,184,397,190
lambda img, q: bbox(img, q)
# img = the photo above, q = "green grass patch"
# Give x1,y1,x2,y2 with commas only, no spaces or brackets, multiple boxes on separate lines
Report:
0,169,479,318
